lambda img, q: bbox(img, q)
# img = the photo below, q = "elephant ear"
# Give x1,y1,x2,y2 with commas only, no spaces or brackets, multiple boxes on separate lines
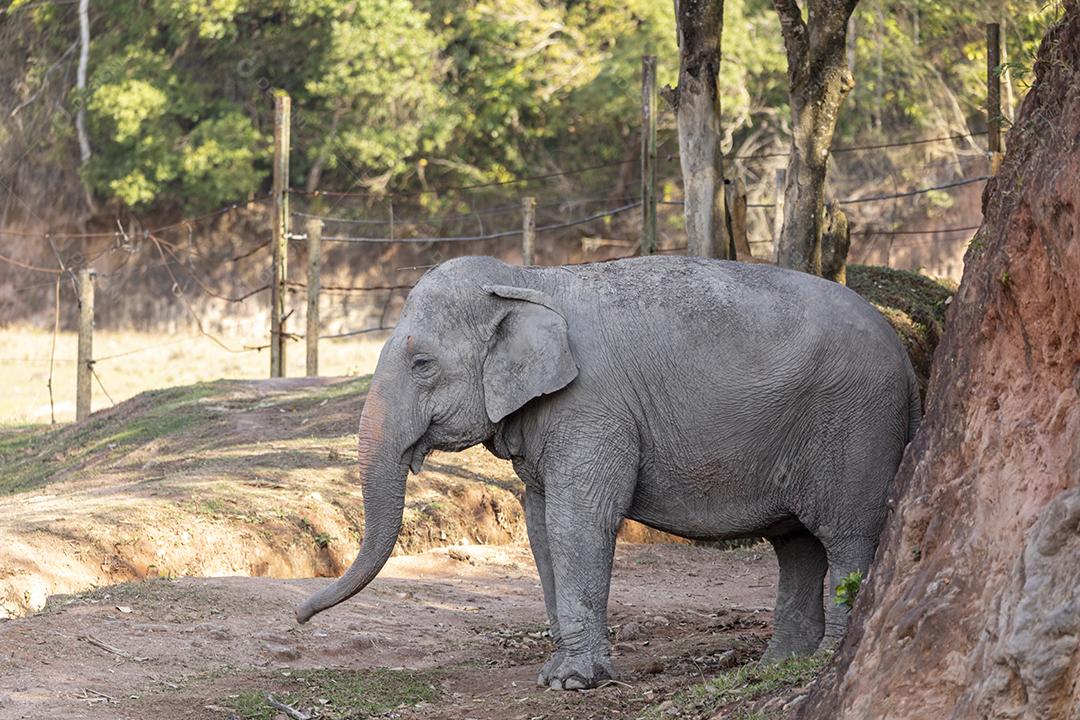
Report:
481,285,578,423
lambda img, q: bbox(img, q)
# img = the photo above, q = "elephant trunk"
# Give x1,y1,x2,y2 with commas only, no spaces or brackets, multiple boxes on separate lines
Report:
296,384,408,623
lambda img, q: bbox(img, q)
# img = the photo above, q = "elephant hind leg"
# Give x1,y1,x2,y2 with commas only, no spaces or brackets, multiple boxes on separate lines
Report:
821,536,878,650
762,528,828,662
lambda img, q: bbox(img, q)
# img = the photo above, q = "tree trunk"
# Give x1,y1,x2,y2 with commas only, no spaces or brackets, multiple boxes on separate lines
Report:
305,108,343,193
665,0,729,259
819,201,849,284
75,0,96,216
800,7,1080,717
772,0,858,274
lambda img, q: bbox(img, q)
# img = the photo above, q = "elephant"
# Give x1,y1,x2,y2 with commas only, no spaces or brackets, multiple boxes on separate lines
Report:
296,255,920,690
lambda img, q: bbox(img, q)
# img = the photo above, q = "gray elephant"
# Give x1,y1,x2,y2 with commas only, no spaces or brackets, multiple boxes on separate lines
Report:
296,255,920,690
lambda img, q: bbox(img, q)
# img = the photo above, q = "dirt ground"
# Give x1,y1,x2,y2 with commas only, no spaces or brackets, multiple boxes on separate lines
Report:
0,543,782,720
0,376,818,720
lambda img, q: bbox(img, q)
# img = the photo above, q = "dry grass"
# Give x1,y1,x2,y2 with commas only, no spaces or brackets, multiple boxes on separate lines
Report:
1,327,387,425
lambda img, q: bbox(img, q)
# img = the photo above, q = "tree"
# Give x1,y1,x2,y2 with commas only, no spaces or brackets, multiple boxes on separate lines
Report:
74,0,95,216
772,0,859,274
665,0,730,258
800,5,1080,716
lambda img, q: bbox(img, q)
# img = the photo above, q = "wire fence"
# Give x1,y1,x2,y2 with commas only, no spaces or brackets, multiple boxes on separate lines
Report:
1,125,994,422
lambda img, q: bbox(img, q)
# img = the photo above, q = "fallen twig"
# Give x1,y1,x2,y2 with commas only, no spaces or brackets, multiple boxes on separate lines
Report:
266,694,311,720
80,635,148,662
76,688,116,703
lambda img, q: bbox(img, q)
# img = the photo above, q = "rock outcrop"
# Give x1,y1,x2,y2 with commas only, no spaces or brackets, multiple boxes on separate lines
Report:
801,6,1080,718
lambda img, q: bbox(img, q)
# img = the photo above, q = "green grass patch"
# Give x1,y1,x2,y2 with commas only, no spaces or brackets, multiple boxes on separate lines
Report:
0,383,221,494
847,265,956,396
0,424,44,456
40,577,182,615
255,375,372,413
643,652,830,719
224,667,441,720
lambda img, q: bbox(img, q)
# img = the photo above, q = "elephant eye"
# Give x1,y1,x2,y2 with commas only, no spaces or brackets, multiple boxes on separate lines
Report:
411,355,437,375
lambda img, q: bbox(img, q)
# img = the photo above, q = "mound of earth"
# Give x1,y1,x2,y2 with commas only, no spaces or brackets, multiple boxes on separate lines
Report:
0,376,684,619
846,264,955,397
0,377,526,618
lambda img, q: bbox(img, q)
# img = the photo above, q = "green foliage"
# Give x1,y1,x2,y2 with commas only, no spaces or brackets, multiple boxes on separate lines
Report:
644,652,832,719
0,0,1064,215
224,668,441,720
837,0,1061,150
179,113,266,210
300,0,451,184
834,571,864,610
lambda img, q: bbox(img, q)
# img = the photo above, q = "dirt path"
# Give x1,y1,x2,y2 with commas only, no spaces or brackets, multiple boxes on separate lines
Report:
0,543,778,720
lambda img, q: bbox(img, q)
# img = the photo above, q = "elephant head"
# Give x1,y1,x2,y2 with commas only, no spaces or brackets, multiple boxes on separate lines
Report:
296,258,577,623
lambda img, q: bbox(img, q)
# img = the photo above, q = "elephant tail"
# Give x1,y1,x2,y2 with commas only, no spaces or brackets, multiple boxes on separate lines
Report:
906,369,922,445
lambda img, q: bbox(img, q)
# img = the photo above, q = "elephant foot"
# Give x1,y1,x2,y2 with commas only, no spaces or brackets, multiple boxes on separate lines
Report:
816,634,841,654
536,650,566,687
544,651,616,690
761,635,820,664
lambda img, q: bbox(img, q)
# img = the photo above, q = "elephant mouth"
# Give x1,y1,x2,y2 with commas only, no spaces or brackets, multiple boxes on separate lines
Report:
404,440,430,474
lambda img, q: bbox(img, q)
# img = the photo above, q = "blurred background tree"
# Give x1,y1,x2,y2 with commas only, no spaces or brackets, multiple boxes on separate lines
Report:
0,0,1061,224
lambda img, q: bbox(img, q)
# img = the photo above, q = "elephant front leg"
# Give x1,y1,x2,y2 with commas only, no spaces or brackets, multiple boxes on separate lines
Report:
524,485,565,686
541,452,635,690
545,507,619,690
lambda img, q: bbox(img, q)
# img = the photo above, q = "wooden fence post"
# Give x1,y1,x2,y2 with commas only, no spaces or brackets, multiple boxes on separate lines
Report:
521,196,536,265
987,22,1003,173
270,91,291,378
772,168,786,260
726,177,750,260
76,267,95,421
305,218,322,377
641,55,658,256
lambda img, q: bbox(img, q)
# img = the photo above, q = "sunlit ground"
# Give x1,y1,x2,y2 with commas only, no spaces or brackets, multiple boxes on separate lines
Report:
1,327,387,425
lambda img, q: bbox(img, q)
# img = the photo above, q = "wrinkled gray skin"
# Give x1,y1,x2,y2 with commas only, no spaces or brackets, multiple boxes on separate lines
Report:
296,256,920,690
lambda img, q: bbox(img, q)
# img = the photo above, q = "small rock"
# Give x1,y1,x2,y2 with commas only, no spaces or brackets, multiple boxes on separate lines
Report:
0,693,9,707
448,548,474,564
23,584,48,613
651,615,670,626
637,660,664,675
716,649,738,669
784,693,808,711
657,699,678,715
261,641,300,662
619,622,644,641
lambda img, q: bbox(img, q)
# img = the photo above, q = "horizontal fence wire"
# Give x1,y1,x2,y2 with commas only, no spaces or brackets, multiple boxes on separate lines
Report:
731,131,989,160
289,159,636,198
287,280,415,294
657,175,988,209
0,199,268,274
0,126,999,412
292,195,640,227
319,326,397,341
852,224,981,236
838,176,989,205
310,201,643,244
